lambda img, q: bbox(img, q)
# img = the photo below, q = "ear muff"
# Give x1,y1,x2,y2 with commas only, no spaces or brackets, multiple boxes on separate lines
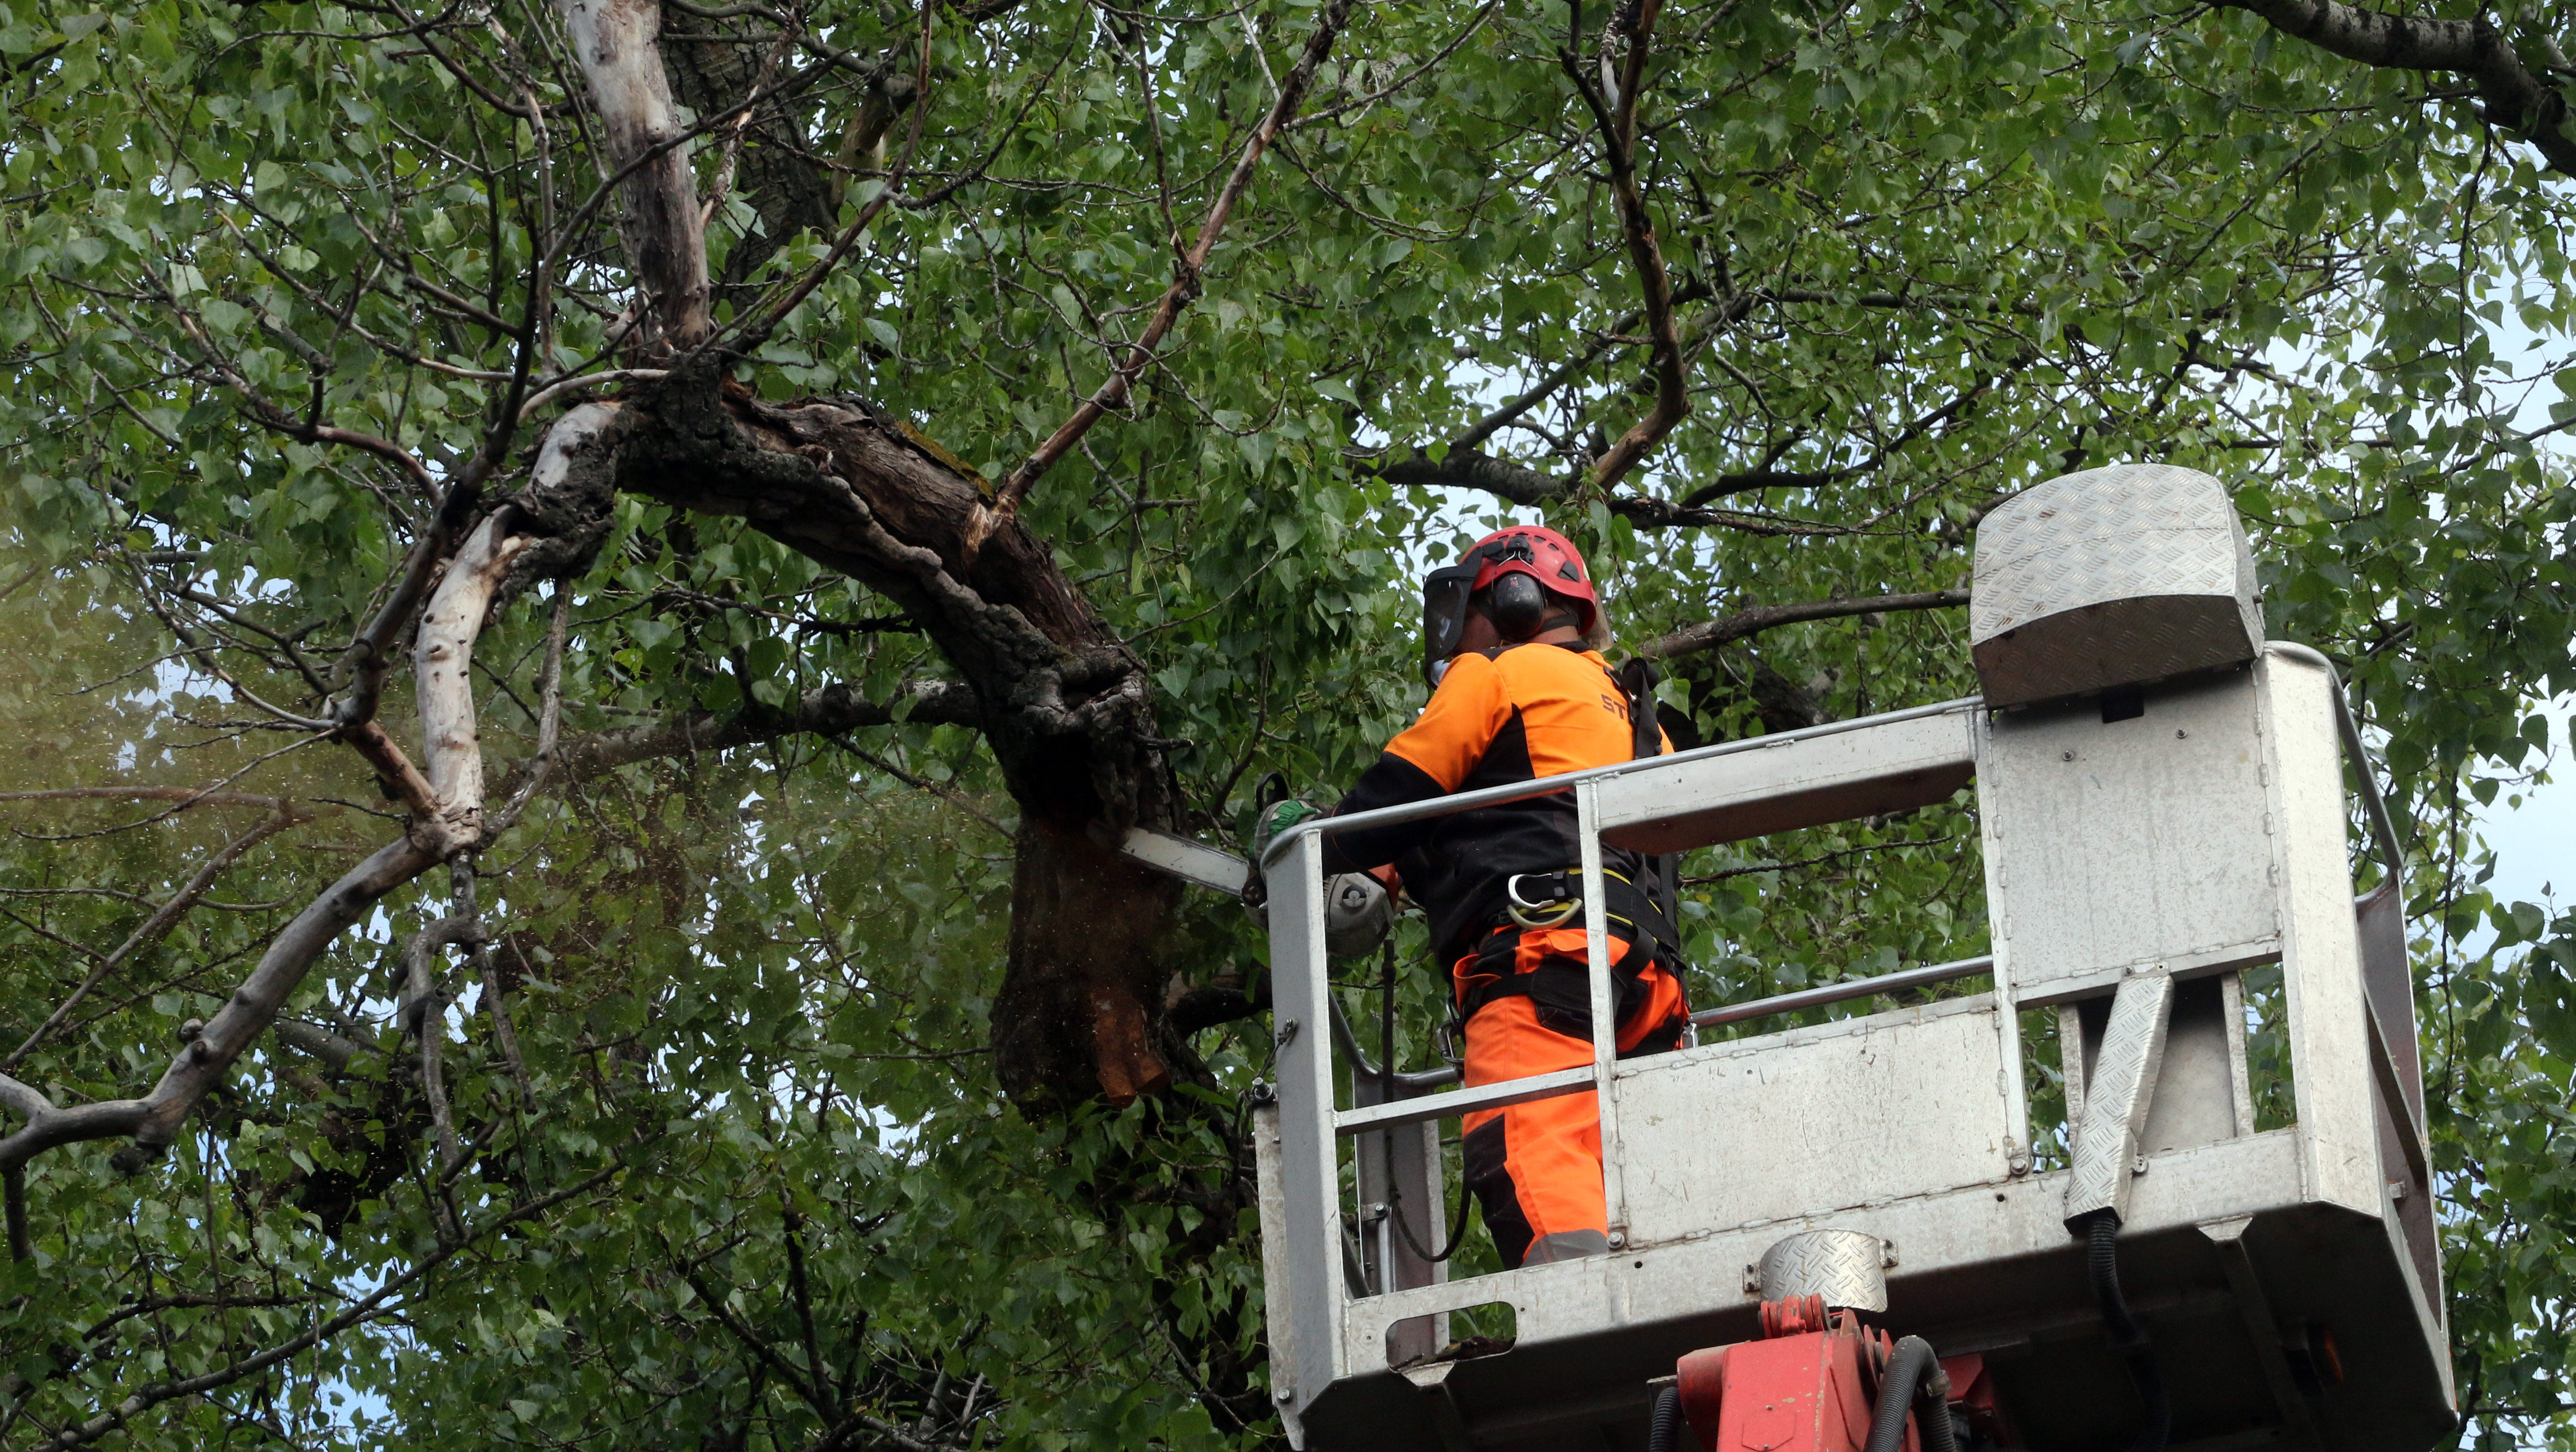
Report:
1486,571,1548,640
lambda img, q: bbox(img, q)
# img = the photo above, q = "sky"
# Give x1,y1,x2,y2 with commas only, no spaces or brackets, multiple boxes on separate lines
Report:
2447,307,2571,924
2473,698,2571,914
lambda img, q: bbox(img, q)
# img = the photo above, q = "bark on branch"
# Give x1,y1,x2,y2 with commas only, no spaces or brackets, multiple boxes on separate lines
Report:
1375,446,1571,504
1565,0,1687,492
414,511,536,850
2215,0,2576,173
0,410,617,1174
595,382,1187,1104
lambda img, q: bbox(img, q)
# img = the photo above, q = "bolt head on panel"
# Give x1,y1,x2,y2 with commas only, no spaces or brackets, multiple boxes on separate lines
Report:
1970,463,2264,707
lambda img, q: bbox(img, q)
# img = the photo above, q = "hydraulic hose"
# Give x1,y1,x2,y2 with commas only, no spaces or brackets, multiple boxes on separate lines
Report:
1647,1383,1686,1452
1864,1336,1959,1452
2084,1212,2171,1452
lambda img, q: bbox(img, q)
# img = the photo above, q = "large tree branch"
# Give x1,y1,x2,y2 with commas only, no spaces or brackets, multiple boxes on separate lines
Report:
0,412,613,1173
1375,446,1572,504
1637,589,1970,659
606,386,1185,1105
2214,0,2576,173
529,0,1206,1103
989,0,1360,520
559,0,715,350
414,510,536,850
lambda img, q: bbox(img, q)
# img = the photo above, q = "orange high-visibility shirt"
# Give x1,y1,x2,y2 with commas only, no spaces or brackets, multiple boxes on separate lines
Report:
1327,642,1671,955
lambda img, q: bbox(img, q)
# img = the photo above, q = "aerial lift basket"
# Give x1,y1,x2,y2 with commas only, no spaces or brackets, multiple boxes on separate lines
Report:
1252,463,2450,1452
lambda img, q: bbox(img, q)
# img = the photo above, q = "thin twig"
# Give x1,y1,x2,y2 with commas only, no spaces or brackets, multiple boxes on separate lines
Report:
986,0,1360,522
4,804,307,1072
1635,589,1969,660
23,1145,641,1451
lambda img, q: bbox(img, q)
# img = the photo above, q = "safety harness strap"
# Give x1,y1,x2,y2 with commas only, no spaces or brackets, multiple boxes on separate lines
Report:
1457,869,1684,1021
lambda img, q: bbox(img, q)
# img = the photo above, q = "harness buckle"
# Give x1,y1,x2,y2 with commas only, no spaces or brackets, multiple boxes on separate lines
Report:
1505,872,1581,929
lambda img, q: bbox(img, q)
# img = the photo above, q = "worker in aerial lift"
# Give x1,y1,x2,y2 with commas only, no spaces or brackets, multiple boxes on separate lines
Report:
1317,525,1692,1268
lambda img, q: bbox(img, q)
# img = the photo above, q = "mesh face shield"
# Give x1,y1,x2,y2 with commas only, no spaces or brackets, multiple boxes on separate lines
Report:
1420,560,1481,690
1419,532,1560,688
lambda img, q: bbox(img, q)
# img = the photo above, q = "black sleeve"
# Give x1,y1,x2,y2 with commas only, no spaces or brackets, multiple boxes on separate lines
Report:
1320,752,1448,875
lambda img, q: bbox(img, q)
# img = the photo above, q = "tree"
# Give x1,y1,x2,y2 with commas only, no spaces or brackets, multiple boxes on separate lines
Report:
2,0,2573,1443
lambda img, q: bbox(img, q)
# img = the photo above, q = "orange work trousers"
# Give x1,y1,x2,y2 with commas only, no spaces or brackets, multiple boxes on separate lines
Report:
1453,923,1688,1268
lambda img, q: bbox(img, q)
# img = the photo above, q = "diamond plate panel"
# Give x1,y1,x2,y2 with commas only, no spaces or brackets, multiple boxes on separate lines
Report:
1758,1229,1888,1312
1971,463,2264,707
2064,971,2176,1227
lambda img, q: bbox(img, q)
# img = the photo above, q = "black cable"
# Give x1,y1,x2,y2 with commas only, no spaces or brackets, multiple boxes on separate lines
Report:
1388,1166,1475,1264
1375,934,1404,1288
2084,1211,2171,1452
1646,1383,1686,1452
1375,936,1475,1265
1865,1336,1959,1452
1379,936,1398,1105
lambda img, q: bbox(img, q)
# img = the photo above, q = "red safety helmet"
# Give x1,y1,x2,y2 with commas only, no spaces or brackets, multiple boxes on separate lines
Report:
1420,526,1600,687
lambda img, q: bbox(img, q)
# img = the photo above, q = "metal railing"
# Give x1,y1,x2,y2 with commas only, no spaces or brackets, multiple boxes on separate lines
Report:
1271,699,1987,1150
2264,642,2406,897
1257,696,1979,872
